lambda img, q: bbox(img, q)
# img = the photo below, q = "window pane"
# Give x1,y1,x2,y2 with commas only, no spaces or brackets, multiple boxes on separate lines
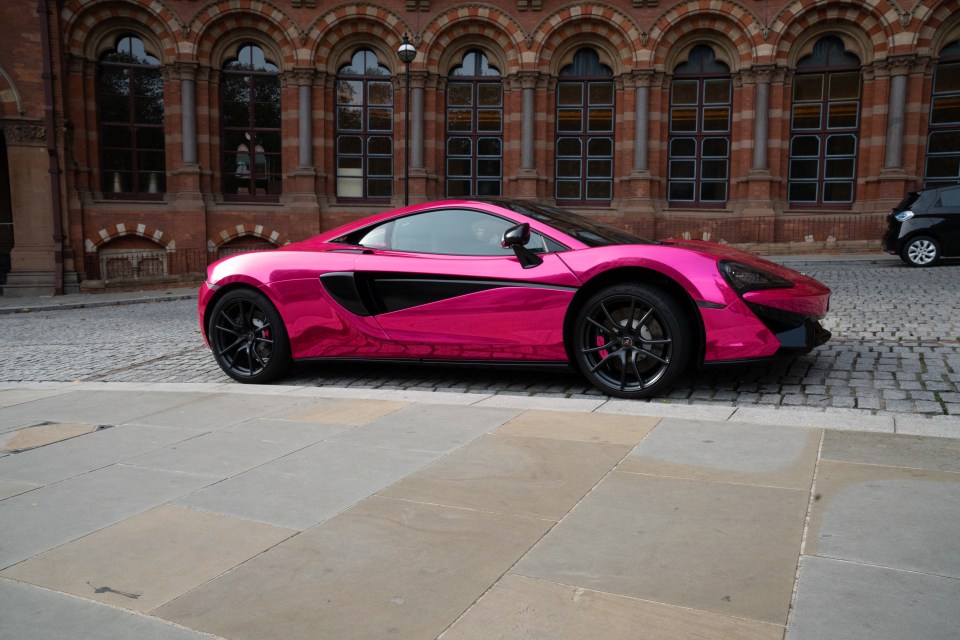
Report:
478,84,502,106
556,181,580,199
703,79,731,104
557,159,581,178
102,126,132,149
829,72,860,100
825,158,855,178
558,84,583,106
928,131,960,154
701,159,727,180
99,67,129,97
477,138,501,156
669,182,695,201
702,137,728,157
367,179,391,198
368,157,392,176
137,150,164,172
672,80,698,105
670,138,696,157
337,177,363,198
254,102,280,128
447,137,471,155
826,134,856,156
337,80,362,105
557,109,583,132
671,107,697,132
931,96,960,125
100,95,129,123
587,159,612,178
823,181,853,202
794,75,823,101
700,182,727,201
447,159,471,177
788,182,817,202
477,180,501,196
447,109,472,131
933,63,960,93
790,159,818,180
925,156,960,179
589,83,613,105
338,156,362,171
669,160,695,179
138,170,165,193
588,137,612,156
586,181,611,199
791,136,820,156
103,149,132,171
447,180,470,196
557,138,581,156
135,127,164,150
338,136,362,155
368,107,393,131
368,136,392,155
587,108,613,132
368,82,392,106
337,106,362,130
702,107,730,132
477,159,501,176
827,102,858,129
477,109,502,132
792,104,821,129
448,84,472,106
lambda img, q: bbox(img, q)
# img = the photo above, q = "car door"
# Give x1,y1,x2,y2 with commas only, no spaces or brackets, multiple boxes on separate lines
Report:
348,207,581,361
932,186,960,257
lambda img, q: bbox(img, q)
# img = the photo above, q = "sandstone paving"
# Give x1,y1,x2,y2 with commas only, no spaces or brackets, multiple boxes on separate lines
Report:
491,408,659,445
0,421,96,452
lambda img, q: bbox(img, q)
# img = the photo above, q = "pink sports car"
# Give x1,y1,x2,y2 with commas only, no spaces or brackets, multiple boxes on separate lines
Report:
199,199,831,398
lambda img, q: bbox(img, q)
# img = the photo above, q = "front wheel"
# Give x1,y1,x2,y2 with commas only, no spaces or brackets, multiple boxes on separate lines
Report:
208,288,291,383
573,284,693,399
901,236,940,267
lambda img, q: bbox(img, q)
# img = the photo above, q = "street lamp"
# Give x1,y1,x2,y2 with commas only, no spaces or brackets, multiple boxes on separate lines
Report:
397,34,416,206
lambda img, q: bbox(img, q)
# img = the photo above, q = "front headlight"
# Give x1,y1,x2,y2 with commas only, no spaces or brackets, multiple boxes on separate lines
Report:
719,260,794,294
894,210,914,222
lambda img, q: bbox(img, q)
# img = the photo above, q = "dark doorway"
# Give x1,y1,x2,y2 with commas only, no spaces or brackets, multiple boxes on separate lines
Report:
0,132,13,290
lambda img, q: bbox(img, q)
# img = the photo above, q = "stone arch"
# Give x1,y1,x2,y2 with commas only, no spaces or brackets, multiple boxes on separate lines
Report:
60,0,181,62
419,5,526,75
0,66,23,117
207,224,289,253
531,3,643,75
647,1,762,72
189,1,300,68
311,4,412,74
914,0,960,56
84,222,175,253
770,0,899,67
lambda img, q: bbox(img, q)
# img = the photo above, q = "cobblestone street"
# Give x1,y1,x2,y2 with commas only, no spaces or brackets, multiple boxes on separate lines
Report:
2,258,959,417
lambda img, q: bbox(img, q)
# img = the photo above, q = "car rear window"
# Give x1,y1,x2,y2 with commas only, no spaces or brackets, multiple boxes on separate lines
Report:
894,192,920,212
938,187,960,208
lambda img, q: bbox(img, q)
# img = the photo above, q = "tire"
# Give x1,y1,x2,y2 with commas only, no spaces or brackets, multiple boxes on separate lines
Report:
901,236,941,267
208,288,291,383
572,283,693,399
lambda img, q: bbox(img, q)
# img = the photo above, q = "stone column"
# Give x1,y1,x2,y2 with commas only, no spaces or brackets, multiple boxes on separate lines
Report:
633,72,652,174
883,58,913,171
293,68,314,169
520,72,537,172
751,67,773,172
410,71,426,171
176,63,198,165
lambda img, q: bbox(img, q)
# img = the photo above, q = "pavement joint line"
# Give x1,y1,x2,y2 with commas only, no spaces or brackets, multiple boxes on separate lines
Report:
3,381,958,439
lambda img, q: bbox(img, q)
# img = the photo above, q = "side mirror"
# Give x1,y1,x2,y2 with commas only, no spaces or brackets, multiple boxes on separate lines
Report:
501,223,543,269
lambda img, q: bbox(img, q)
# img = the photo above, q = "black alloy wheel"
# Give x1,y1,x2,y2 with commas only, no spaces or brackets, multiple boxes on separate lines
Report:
573,283,692,399
208,289,291,383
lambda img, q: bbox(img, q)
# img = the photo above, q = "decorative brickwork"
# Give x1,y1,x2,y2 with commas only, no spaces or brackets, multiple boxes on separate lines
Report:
84,223,174,253
207,225,289,252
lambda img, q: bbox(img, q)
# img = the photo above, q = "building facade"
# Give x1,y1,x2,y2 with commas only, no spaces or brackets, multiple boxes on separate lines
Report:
0,0,958,295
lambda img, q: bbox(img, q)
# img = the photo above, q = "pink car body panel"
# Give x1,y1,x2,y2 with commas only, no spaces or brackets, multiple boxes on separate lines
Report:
199,199,831,368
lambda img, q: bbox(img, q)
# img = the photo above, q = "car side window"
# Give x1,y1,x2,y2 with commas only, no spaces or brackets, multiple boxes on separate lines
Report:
357,209,551,256
938,187,960,208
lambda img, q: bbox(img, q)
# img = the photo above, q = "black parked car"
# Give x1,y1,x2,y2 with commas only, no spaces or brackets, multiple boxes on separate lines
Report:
883,184,960,267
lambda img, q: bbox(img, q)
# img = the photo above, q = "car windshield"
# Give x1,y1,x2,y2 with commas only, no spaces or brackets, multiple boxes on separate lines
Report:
477,200,659,248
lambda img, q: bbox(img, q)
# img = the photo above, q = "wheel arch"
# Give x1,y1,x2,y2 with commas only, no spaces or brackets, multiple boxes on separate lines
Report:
561,266,706,368
202,281,276,340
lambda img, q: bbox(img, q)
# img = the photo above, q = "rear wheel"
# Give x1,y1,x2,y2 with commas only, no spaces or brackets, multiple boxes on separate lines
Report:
901,236,940,267
573,283,693,399
208,289,291,383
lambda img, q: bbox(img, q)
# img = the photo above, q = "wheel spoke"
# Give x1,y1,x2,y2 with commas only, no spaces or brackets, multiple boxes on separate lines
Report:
599,302,618,327
638,348,669,365
618,351,628,391
641,337,672,345
586,316,613,334
589,350,621,374
630,352,646,390
581,342,611,355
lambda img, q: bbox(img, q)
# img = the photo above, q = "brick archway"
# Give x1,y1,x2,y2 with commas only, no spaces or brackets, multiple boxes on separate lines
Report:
84,222,174,253
207,224,289,253
61,0,181,60
532,3,642,74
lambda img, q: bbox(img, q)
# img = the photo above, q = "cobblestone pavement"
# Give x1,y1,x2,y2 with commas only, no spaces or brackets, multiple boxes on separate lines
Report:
2,259,959,417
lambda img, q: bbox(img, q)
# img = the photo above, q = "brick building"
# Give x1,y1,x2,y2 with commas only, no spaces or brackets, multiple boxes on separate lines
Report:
0,0,958,295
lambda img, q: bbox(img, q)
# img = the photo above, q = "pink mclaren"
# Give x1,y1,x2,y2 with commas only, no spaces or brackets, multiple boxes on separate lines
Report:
198,199,831,399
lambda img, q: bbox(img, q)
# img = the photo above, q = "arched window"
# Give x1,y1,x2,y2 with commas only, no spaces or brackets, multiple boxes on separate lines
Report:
221,43,281,200
336,49,393,200
668,45,731,205
97,35,165,198
446,50,503,197
926,40,960,187
788,36,861,206
556,49,614,203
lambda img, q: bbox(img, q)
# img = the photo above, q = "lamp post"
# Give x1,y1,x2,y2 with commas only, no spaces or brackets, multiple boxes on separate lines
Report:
397,34,416,206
